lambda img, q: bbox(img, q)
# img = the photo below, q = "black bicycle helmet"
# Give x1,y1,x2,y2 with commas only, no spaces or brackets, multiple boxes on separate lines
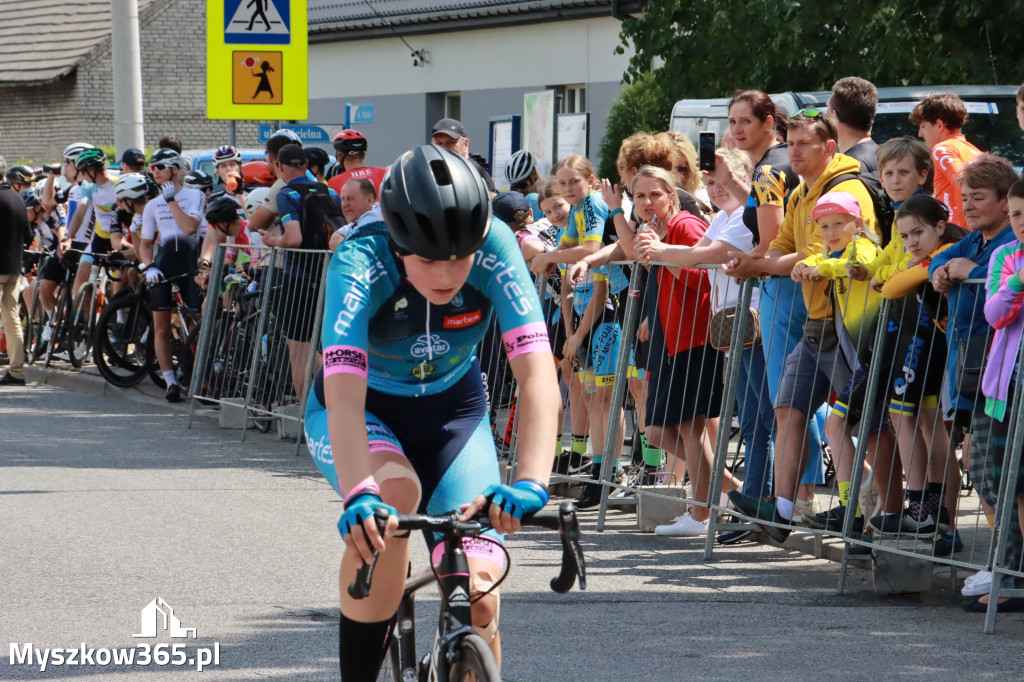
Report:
303,146,330,173
73,149,107,171
148,147,184,169
183,169,215,191
205,196,241,224
21,188,39,208
504,149,536,185
7,165,37,184
333,129,367,155
380,145,491,261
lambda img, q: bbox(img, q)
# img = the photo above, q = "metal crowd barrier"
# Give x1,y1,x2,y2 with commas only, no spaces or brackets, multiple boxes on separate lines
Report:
188,245,331,454
504,248,1024,634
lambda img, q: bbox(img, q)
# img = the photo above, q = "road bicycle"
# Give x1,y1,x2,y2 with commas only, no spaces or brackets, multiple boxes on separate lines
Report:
350,502,586,682
93,265,199,390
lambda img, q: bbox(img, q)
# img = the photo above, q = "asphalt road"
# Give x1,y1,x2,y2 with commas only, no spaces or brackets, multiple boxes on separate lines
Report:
2,381,1023,680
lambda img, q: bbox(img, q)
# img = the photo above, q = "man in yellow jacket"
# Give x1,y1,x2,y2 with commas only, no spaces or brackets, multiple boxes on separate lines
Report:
725,110,897,542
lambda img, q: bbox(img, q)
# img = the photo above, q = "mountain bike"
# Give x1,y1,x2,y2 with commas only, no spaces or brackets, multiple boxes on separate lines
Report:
350,502,586,682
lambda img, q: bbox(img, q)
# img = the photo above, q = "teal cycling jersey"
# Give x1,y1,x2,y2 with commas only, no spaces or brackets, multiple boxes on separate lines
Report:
322,219,550,396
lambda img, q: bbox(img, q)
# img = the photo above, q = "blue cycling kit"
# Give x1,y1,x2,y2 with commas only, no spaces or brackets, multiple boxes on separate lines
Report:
305,219,550,555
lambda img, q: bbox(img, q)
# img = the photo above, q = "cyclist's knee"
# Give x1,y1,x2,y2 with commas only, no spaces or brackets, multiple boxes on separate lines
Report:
373,456,421,515
469,564,501,642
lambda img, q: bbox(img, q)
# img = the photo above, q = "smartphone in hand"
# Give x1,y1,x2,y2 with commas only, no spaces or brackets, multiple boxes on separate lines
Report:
699,131,716,172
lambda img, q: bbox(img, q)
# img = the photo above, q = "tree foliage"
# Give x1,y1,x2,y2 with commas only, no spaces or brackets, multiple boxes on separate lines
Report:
597,72,675,182
620,0,1022,97
598,0,1024,173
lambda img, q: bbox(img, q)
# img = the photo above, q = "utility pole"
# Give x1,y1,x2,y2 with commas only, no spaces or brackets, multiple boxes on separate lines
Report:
111,0,145,155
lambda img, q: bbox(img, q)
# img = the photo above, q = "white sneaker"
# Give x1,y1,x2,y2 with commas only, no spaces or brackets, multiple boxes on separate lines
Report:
792,497,821,525
655,512,709,537
42,325,52,342
962,570,993,597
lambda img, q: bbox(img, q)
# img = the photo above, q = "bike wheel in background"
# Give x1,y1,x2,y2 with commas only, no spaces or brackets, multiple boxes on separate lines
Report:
447,633,501,682
67,283,95,368
24,284,47,365
93,293,152,388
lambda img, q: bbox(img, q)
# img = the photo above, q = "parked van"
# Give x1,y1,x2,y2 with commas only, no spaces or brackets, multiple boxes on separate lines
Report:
670,86,1023,167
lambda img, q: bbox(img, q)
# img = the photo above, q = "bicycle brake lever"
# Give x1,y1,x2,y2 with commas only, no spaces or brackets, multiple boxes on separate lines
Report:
550,502,586,593
346,507,391,600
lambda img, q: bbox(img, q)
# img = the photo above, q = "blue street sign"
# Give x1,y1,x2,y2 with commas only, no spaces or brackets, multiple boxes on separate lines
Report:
224,0,291,46
258,124,333,144
353,104,374,124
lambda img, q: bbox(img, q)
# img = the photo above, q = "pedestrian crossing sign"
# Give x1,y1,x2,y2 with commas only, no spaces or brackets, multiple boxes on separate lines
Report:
224,0,291,45
206,0,307,119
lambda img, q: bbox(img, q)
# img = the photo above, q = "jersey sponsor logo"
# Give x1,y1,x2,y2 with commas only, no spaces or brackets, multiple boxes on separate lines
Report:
323,345,368,374
410,362,437,379
503,328,549,356
447,586,471,608
443,310,482,329
410,333,450,358
394,297,408,311
451,292,464,308
474,251,534,316
332,259,387,337
307,433,334,466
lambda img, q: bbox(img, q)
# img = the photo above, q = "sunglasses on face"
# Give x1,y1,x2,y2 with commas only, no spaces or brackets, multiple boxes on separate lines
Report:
150,163,169,172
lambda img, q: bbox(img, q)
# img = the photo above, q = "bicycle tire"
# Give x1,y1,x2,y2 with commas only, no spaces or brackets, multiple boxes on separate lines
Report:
44,285,73,368
25,283,46,365
92,293,152,388
446,633,501,682
67,283,95,368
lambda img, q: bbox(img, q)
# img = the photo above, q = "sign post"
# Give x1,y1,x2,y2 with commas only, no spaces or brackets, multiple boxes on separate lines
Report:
207,0,308,120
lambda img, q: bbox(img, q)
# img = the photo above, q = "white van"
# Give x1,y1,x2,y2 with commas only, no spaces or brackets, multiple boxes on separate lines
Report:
670,85,1024,167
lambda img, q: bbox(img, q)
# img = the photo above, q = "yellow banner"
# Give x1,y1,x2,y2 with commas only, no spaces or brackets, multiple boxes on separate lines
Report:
207,0,308,119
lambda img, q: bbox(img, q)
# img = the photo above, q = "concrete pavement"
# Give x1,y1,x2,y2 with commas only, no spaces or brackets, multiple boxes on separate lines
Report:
2,374,1023,681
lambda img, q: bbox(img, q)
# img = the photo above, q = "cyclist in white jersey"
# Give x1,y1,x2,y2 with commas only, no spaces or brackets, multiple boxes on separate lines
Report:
139,148,204,402
72,149,118,295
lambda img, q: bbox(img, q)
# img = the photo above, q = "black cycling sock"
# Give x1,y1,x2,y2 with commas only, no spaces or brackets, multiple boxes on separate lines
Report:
339,612,395,681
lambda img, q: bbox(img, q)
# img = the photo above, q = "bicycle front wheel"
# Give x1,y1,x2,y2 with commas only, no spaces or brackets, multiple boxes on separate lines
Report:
446,633,501,682
24,283,46,365
67,283,95,368
93,293,153,388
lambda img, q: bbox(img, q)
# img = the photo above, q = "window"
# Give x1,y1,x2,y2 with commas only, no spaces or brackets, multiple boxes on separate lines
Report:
549,84,586,114
444,92,461,121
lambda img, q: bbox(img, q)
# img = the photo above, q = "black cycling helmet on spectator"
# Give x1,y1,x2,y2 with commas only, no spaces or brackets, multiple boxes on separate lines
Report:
183,169,215,191
73,149,107,171
504,149,536,185
303,146,330,174
7,165,36,184
148,147,185,169
205,195,241,225
380,145,491,261
333,129,368,155
21,188,39,208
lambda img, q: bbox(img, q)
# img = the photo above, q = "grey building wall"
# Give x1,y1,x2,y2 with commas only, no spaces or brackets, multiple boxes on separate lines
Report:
306,79,624,176
0,0,271,164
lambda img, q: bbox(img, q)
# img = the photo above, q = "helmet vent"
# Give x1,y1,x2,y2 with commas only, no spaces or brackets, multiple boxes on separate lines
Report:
429,159,452,186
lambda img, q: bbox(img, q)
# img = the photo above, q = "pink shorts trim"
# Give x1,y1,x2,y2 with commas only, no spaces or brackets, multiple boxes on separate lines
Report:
431,535,506,570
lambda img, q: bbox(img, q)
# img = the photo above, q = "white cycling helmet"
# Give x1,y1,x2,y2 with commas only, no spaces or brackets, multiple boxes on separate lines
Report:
214,145,242,166
63,142,95,162
244,186,270,217
113,173,151,200
505,149,536,185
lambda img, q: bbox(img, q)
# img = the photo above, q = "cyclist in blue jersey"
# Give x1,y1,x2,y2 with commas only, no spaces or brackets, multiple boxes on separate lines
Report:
303,145,560,679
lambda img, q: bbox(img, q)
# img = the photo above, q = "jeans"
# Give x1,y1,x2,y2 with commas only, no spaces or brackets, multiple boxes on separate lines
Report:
736,343,774,498
758,277,826,486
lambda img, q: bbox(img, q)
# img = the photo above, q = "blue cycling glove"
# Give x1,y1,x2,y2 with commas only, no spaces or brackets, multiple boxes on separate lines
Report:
337,491,397,540
483,480,549,520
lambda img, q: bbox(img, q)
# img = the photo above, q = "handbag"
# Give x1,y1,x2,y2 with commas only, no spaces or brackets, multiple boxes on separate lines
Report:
708,279,761,352
802,281,840,352
955,333,991,399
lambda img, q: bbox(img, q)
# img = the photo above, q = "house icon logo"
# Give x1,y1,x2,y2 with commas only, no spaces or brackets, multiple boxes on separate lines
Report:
133,597,197,639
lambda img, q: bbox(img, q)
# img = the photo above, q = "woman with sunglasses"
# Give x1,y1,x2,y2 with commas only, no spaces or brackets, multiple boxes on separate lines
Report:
140,148,205,402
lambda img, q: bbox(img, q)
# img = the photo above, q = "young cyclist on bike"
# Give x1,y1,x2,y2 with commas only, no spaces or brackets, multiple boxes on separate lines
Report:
303,145,560,679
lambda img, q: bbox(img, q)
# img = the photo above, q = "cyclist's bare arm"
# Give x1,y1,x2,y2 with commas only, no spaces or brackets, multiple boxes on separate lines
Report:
41,174,58,213
462,350,560,535
168,201,200,236
325,371,397,563
139,238,156,267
